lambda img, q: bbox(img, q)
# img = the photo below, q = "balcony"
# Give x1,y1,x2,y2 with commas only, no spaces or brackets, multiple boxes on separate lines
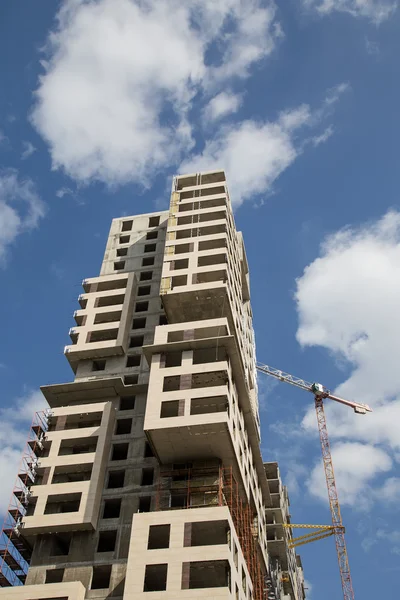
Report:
123,505,251,600
144,360,235,465
175,170,226,190
161,264,234,324
160,190,234,326
64,273,136,372
20,402,114,535
178,195,227,213
0,581,86,599
142,320,270,507
142,319,257,458
266,523,288,562
41,376,147,409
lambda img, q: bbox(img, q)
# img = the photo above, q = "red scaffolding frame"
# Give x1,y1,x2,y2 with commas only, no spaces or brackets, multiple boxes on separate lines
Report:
222,467,265,600
0,410,50,587
155,462,268,600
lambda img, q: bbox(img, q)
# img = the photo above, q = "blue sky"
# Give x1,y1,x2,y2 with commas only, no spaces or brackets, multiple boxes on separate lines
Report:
1,0,400,598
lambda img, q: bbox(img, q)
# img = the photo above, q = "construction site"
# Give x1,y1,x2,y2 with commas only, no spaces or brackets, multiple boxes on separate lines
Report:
0,170,371,600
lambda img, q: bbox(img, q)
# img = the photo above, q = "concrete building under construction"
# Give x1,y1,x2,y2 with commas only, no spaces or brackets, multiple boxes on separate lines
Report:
0,171,306,600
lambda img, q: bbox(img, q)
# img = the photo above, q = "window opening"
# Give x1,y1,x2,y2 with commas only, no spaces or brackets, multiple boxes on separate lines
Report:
111,443,129,461
143,564,167,592
141,468,154,486
107,471,125,489
103,498,121,519
138,285,151,296
92,359,106,371
138,496,151,513
148,525,170,549
119,396,135,411
126,355,141,367
135,301,148,312
121,220,132,231
132,317,146,329
115,419,132,435
91,565,112,590
148,216,160,227
140,271,152,281
45,568,64,584
97,530,117,553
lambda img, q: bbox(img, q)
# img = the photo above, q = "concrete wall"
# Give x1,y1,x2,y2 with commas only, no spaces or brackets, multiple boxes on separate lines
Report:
124,506,251,600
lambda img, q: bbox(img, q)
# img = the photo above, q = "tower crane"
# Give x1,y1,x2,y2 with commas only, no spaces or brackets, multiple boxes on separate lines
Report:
256,362,372,600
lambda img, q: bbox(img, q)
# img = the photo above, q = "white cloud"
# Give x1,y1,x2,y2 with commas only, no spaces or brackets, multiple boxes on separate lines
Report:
0,169,45,263
204,1,281,83
0,448,24,513
365,37,380,55
1,390,47,424
0,130,8,145
56,186,74,198
376,528,400,554
182,87,349,207
21,141,37,160
296,210,400,407
50,262,66,281
295,211,400,509
302,398,400,452
308,442,392,508
31,0,280,187
258,375,279,413
180,105,312,207
379,477,400,503
324,82,350,107
203,91,243,123
0,390,47,512
303,579,313,598
304,0,397,23
312,125,334,146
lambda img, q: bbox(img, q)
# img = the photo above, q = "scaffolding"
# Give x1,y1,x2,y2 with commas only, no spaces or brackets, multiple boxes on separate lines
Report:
0,410,51,587
155,461,268,600
156,461,221,511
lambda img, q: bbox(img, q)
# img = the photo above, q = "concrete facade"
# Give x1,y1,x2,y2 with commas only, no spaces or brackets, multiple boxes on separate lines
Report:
0,171,305,600
264,463,306,600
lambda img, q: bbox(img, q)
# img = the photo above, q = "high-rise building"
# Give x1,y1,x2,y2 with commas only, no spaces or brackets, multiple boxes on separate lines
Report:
0,171,305,600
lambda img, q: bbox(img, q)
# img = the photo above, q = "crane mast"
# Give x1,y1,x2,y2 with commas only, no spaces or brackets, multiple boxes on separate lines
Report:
256,362,372,600
315,397,353,600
